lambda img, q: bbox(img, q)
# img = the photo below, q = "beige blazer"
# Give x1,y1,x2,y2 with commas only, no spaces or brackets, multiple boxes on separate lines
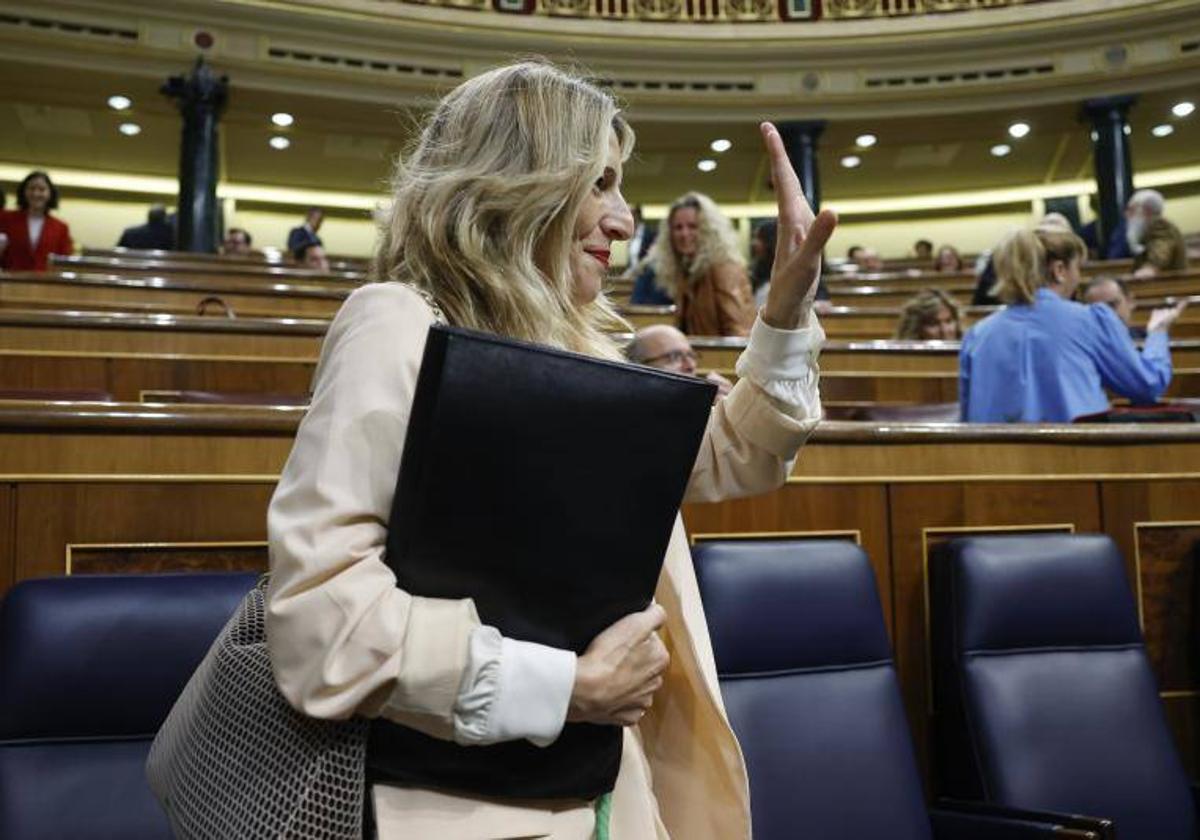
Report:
266,283,822,839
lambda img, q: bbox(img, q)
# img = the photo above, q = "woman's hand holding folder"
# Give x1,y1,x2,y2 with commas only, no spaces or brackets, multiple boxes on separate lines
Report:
567,603,670,727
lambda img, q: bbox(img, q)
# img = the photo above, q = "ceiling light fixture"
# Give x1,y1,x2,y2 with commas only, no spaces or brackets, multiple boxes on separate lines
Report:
697,159,717,172
107,95,132,111
1124,124,1132,135
271,112,295,127
990,143,1012,157
855,134,877,148
118,122,142,136
1151,124,1175,138
1172,101,1195,118
1007,122,1031,139
840,155,861,168
710,139,732,153
269,136,291,150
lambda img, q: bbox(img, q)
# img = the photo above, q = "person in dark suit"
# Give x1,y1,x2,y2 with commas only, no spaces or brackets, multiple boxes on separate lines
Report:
287,207,324,259
117,205,175,251
0,170,74,271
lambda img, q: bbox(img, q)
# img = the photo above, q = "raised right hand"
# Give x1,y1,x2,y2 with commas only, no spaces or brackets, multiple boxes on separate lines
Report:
568,603,669,726
1147,299,1187,333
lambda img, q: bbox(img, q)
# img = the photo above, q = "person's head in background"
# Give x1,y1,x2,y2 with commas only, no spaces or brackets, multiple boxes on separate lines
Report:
628,324,699,375
148,204,169,226
750,219,777,291
223,228,253,255
17,170,59,215
934,245,964,273
857,247,883,272
300,243,330,272
847,245,864,263
913,239,934,261
990,225,1088,304
895,289,962,340
1082,277,1135,326
649,191,742,299
305,206,324,232
1124,189,1165,252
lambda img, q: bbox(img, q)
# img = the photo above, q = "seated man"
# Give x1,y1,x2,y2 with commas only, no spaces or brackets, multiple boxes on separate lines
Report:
1126,189,1188,277
298,242,331,272
1082,277,1146,339
117,205,174,251
627,324,732,400
222,227,253,256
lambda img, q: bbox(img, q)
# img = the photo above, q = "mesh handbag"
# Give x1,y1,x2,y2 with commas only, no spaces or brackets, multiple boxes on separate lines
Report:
146,577,370,839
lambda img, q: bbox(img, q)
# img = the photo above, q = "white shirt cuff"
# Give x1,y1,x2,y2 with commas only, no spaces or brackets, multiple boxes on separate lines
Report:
734,309,824,416
452,626,576,748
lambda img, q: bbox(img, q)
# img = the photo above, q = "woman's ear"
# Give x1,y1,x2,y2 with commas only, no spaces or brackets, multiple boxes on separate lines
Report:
1048,259,1066,284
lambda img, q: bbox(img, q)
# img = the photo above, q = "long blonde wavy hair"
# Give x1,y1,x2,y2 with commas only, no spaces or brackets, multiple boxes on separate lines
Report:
991,225,1087,305
648,192,745,300
372,61,633,359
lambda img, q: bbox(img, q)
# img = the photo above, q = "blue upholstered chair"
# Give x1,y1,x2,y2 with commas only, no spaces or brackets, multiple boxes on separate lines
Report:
0,572,256,840
931,534,1197,840
693,539,1094,840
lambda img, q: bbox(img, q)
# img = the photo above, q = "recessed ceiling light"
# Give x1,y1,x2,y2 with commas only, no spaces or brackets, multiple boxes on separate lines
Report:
1123,124,1132,135
1090,130,1099,142
271,112,294,128
269,136,292,150
107,95,132,111
1151,124,1175,138
990,143,1012,157
1172,101,1195,118
118,122,142,136
1008,122,1031,139
710,139,732,153
697,159,717,172
840,155,861,168
855,133,877,148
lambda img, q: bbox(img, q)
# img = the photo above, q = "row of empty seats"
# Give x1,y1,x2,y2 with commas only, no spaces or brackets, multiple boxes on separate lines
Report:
1,534,1190,838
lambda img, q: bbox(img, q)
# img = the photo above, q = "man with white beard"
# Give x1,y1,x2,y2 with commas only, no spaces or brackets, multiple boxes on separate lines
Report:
1126,189,1188,278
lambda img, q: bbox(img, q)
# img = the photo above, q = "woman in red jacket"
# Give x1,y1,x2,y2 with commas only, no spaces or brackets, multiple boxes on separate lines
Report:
0,171,74,271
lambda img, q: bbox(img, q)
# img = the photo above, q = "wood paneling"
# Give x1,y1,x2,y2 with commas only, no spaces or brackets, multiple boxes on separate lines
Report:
683,483,892,631
14,481,275,584
68,541,268,575
0,484,12,591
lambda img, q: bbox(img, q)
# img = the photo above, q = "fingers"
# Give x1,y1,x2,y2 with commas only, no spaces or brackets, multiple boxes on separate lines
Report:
624,602,667,642
760,122,814,234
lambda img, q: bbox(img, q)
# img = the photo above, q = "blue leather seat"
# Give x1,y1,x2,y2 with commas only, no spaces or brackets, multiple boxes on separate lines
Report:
0,572,256,840
693,539,1088,840
930,534,1196,840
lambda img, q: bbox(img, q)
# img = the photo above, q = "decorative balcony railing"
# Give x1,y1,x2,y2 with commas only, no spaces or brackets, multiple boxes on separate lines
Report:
401,0,1050,23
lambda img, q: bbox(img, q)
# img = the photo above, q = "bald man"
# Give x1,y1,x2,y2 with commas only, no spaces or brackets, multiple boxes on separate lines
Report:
1082,277,1144,339
628,325,733,400
1126,189,1188,277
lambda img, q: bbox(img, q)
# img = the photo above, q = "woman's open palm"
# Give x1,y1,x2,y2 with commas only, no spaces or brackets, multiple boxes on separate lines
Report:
759,122,838,329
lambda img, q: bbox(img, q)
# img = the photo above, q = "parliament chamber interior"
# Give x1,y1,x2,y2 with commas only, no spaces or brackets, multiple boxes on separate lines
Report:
2,0,1200,838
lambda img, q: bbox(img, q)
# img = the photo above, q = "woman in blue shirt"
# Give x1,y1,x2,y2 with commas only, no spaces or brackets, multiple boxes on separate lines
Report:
960,225,1185,422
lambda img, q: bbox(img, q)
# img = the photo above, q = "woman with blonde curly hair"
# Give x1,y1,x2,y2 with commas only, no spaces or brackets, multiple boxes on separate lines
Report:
266,61,834,838
895,289,962,341
650,191,756,336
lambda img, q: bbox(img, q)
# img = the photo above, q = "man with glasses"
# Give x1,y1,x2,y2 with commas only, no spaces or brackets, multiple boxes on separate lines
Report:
628,324,733,399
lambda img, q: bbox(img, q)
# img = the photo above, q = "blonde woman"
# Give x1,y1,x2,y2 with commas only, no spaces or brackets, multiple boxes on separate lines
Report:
649,192,756,337
266,62,834,838
895,289,961,341
960,225,1184,422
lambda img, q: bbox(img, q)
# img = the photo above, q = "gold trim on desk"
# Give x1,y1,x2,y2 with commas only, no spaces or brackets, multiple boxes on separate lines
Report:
921,522,1076,713
0,474,280,483
1131,520,1200,699
787,473,1200,485
66,540,269,575
690,529,862,547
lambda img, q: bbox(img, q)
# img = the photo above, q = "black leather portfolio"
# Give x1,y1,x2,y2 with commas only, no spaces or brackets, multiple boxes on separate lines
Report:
368,323,716,801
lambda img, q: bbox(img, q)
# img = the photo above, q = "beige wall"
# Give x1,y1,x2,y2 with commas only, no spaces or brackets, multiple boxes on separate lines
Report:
827,208,1035,261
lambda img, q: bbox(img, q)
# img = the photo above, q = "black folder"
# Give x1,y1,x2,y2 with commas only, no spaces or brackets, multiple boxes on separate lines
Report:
368,323,716,800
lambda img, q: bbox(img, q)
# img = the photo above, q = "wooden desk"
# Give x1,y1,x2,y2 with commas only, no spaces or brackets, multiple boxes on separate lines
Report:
0,271,346,320
0,309,326,357
51,254,365,288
